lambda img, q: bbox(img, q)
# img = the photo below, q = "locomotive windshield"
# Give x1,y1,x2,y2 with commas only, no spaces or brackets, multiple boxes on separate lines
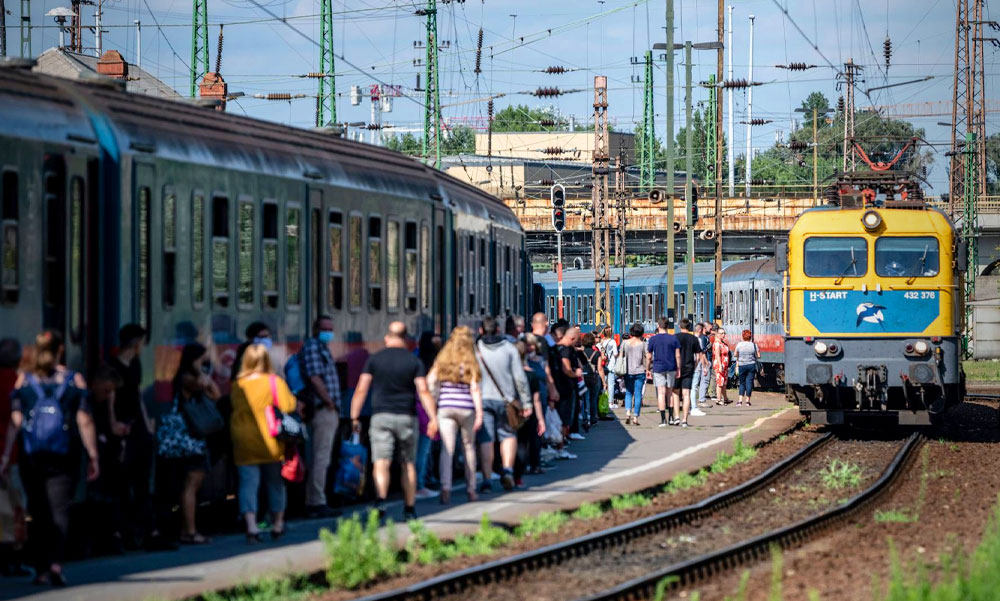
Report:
803,237,867,278
875,237,939,277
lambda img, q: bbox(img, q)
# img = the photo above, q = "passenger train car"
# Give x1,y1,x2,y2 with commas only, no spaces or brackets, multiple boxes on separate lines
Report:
778,204,966,425
0,63,531,402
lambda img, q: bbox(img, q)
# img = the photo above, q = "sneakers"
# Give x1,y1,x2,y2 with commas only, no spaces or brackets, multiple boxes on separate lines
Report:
658,422,669,428
557,448,578,460
669,418,681,426
568,432,586,441
306,504,341,519
402,508,418,522
689,407,706,417
500,469,515,491
681,421,689,428
415,488,440,500
479,480,494,494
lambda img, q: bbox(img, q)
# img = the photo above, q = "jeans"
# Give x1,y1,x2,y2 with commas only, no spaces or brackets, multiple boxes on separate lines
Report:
691,365,709,407
623,373,645,416
416,433,432,490
586,379,601,421
237,463,286,516
578,384,591,424
606,372,616,403
738,364,757,397
306,405,339,506
21,456,74,571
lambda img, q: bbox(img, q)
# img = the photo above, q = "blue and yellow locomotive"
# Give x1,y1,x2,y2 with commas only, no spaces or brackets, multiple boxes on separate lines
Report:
778,202,967,425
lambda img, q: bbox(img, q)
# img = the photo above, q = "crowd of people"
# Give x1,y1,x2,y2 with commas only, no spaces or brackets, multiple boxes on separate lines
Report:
0,313,761,587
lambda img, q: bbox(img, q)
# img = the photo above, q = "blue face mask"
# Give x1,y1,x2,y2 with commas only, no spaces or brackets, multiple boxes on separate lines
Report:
253,336,273,350
318,331,334,344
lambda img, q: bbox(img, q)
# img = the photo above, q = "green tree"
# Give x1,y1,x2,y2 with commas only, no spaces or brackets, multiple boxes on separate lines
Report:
385,132,421,155
385,126,476,157
987,132,1000,195
799,91,832,131
491,104,561,132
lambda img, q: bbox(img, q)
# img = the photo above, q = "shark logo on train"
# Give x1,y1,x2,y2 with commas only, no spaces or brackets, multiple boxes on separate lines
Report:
855,302,887,329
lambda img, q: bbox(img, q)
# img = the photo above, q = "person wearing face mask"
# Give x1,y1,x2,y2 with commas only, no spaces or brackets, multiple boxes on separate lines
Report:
301,316,341,518
231,322,272,383
154,343,220,545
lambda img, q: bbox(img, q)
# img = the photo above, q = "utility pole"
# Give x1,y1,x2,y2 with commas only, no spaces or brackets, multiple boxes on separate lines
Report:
422,0,442,169
639,50,655,193
715,1,727,317
20,0,30,58
94,0,102,57
705,74,717,186
812,107,819,205
134,20,140,68
726,4,734,198
841,58,859,172
189,0,208,97
316,0,336,127
685,42,695,321
615,141,628,332
743,15,755,202
665,0,675,327
592,75,612,326
0,0,6,57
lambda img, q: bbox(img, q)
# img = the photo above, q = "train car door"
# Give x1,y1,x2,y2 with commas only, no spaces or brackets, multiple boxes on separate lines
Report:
433,205,448,333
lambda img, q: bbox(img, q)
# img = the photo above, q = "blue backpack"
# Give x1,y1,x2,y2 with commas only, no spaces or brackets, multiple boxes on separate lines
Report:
22,373,72,456
284,350,307,396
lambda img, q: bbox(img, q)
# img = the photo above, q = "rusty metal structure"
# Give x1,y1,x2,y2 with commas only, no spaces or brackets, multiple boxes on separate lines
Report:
592,75,611,326
838,58,862,172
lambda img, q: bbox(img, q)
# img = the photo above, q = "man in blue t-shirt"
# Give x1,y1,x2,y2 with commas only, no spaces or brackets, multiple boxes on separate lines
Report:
645,317,681,428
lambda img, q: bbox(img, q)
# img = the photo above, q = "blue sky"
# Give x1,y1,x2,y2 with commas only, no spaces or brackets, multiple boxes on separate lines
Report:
16,0,997,192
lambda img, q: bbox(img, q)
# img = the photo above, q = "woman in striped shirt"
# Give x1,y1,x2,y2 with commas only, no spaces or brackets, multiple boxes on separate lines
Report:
427,326,484,504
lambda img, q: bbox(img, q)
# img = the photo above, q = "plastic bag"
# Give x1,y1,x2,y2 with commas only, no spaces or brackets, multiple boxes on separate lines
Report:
544,406,564,446
597,391,610,418
333,433,368,498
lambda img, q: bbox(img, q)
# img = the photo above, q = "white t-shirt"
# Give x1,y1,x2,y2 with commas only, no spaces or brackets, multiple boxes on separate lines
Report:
601,338,618,362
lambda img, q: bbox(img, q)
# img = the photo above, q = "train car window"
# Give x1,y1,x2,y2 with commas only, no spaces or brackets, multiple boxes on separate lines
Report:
875,237,939,277
211,196,230,307
404,222,418,312
387,220,400,311
327,211,343,311
286,206,302,306
238,200,254,306
192,194,205,305
590,295,595,324
137,186,151,327
162,187,177,309
262,202,278,309
738,290,744,324
348,214,362,309
368,215,382,311
70,177,84,340
1,171,19,303
803,237,867,277
679,293,686,321
420,224,430,310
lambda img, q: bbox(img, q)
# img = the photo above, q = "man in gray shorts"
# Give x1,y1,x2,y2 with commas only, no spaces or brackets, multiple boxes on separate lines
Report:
350,322,437,521
645,317,681,428
476,316,531,492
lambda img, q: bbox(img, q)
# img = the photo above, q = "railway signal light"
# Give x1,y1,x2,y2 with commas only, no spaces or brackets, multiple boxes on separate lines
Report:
551,184,566,232
690,186,699,225
552,208,566,232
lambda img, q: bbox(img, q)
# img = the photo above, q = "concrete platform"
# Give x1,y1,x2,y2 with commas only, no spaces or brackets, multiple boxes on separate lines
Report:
3,392,801,601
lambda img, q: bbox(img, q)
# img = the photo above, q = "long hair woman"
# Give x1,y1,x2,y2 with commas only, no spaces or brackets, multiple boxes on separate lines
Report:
230,344,297,542
155,343,218,545
0,331,98,586
426,326,483,504
621,323,648,426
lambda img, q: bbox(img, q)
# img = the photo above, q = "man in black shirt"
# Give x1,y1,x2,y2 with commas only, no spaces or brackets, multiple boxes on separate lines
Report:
350,322,437,521
673,319,701,427
551,327,582,458
529,313,559,405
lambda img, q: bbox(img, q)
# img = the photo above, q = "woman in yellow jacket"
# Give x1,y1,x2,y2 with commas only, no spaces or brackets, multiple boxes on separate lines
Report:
230,344,296,543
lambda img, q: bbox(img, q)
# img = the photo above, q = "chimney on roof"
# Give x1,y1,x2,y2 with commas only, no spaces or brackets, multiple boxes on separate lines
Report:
199,72,227,111
96,50,128,79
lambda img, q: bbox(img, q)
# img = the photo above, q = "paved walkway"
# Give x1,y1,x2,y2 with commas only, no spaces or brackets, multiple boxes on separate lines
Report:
4,393,801,601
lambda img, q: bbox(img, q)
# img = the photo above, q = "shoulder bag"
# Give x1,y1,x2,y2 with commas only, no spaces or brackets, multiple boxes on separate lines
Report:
180,393,224,438
265,376,307,443
612,344,628,376
476,342,526,431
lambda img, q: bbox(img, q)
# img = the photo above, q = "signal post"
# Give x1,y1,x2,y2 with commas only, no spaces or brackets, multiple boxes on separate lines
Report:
551,184,566,319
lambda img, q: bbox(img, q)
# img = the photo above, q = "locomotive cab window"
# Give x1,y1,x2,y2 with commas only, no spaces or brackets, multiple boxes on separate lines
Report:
1,171,18,303
262,202,278,309
803,237,867,278
875,237,939,277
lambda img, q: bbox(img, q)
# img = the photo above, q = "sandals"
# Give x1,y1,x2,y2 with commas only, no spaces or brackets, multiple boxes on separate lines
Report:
270,528,285,541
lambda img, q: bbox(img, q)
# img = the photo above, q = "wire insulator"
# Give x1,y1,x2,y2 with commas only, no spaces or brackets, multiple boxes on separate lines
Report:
542,147,564,155
777,62,816,71
721,79,755,89
267,93,291,100
743,118,772,126
544,66,567,74
539,179,555,186
788,141,809,150
883,37,892,71
836,96,845,113
215,24,224,75
539,119,556,126
474,28,483,74
533,87,560,97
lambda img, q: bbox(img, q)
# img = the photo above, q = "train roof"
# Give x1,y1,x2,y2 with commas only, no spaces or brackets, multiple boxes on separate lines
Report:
534,261,738,289
720,258,781,282
0,62,521,231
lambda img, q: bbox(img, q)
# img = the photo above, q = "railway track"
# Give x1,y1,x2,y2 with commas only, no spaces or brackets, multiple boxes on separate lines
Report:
356,432,923,601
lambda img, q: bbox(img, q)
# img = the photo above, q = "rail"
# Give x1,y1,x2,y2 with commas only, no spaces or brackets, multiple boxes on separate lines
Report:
577,432,923,601
355,433,834,601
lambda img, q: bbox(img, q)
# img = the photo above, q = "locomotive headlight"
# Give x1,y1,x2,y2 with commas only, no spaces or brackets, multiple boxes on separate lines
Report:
913,340,930,355
862,210,882,231
813,341,828,355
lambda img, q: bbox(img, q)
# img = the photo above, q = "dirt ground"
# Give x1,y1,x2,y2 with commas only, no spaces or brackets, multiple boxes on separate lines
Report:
679,400,1000,601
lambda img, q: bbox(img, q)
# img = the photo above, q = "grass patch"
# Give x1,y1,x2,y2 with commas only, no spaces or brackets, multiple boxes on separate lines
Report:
663,468,711,494
320,511,401,590
874,509,919,524
201,575,318,601
451,514,511,556
963,359,1000,383
820,459,863,490
610,492,651,510
571,502,603,520
405,521,459,565
515,511,570,538
711,434,758,473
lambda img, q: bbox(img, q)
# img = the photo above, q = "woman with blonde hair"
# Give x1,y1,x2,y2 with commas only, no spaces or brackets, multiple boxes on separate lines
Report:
427,326,483,504
229,344,297,543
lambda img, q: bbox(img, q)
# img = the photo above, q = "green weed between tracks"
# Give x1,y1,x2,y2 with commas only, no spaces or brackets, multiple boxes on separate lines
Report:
663,434,758,495
820,459,863,490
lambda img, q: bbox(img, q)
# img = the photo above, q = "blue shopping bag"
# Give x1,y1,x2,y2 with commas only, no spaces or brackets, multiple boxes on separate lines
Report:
333,433,368,498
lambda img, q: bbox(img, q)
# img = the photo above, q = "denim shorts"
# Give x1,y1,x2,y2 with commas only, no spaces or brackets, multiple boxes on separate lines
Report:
476,398,517,444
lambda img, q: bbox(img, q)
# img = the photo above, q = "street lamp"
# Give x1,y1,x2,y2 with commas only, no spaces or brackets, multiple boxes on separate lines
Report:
795,106,836,205
653,39,723,325
46,7,76,50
